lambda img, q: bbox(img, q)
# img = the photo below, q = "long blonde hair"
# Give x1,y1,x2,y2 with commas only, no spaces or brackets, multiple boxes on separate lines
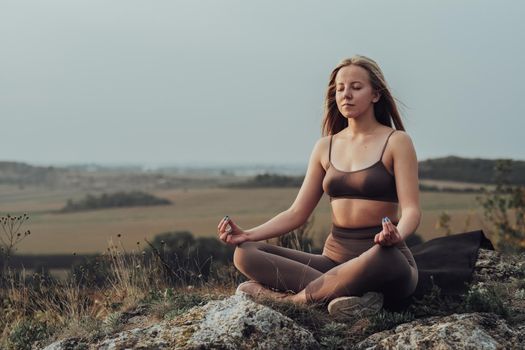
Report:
321,55,405,136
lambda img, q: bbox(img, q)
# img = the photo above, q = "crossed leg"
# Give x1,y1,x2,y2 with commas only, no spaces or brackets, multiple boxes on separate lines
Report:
304,244,417,304
233,241,338,294
233,241,417,305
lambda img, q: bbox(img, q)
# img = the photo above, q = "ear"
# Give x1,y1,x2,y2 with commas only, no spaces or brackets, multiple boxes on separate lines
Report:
372,92,381,103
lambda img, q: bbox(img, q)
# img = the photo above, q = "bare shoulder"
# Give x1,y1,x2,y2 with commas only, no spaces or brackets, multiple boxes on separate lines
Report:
311,135,332,169
312,135,332,153
391,130,414,147
390,130,417,158
319,134,333,146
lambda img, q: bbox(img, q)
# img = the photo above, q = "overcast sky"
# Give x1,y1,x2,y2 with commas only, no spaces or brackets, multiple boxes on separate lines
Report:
1,0,523,168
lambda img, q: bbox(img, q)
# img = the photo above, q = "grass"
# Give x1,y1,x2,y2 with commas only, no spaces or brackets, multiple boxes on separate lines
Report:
1,245,523,349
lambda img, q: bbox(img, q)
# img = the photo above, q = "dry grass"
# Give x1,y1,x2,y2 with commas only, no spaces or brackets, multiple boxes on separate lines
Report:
0,235,240,349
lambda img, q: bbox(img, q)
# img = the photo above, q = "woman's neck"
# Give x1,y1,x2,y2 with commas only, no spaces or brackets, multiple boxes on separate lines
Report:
345,111,382,138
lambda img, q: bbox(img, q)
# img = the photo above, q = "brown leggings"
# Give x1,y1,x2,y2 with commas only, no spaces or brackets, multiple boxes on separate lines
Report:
233,224,418,304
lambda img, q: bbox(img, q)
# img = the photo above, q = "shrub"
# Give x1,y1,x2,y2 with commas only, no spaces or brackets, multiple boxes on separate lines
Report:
7,318,52,350
408,278,461,317
463,283,509,318
367,310,415,333
318,322,348,350
476,159,525,252
147,231,234,286
70,256,112,288
60,191,171,212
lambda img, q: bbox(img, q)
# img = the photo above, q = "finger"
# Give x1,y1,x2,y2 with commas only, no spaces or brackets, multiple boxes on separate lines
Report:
219,217,230,233
387,223,399,242
217,216,228,229
386,218,396,238
228,219,238,230
378,231,385,245
217,219,226,233
386,217,397,231
382,218,388,233
221,231,233,242
385,229,392,242
382,219,391,239
384,228,395,245
381,231,391,245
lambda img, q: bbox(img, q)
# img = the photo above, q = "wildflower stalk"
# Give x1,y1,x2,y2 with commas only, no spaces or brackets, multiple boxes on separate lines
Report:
0,214,31,274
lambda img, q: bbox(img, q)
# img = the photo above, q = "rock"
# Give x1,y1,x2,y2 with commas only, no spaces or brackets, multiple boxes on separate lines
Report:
356,313,521,350
474,249,525,283
43,294,318,350
184,293,318,349
96,324,170,349
41,338,89,350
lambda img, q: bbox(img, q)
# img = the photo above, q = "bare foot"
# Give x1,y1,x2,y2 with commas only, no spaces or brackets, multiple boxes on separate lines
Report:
236,281,291,301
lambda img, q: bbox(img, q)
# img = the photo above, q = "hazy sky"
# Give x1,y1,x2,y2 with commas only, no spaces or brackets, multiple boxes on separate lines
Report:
1,0,524,167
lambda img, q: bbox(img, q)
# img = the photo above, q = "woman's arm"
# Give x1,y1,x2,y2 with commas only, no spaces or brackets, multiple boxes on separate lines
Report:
391,131,421,240
245,137,328,242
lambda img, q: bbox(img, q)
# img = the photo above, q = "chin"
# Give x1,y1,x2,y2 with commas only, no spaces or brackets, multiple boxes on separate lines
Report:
342,113,359,119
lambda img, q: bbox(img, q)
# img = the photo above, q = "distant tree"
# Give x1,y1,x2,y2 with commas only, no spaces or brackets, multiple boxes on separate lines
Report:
419,156,525,185
477,159,525,252
226,173,304,188
60,191,171,212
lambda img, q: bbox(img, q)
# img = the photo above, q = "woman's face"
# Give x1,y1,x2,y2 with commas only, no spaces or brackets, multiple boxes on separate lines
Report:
335,64,379,119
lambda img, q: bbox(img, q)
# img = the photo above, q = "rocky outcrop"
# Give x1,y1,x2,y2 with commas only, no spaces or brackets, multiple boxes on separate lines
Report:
473,248,525,283
43,249,525,350
356,312,521,350
43,293,318,350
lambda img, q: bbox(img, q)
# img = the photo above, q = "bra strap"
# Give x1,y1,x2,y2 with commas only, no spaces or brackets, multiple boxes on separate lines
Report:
329,135,333,162
379,130,396,159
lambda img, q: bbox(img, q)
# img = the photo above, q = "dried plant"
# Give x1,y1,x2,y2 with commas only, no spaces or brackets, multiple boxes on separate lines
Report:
476,159,525,252
1,213,31,274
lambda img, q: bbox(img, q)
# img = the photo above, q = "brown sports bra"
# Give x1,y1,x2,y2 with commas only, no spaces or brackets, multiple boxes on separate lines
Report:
322,130,398,203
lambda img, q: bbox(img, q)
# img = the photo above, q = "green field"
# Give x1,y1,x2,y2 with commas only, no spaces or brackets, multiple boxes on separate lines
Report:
0,181,490,255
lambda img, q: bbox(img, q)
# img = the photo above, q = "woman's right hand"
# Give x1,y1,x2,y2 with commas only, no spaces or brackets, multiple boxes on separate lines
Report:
217,216,249,245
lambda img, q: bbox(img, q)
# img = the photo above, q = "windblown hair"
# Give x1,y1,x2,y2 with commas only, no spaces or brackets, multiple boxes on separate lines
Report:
321,55,405,136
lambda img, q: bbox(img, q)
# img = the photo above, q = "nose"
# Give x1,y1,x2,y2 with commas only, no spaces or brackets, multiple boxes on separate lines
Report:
341,86,352,99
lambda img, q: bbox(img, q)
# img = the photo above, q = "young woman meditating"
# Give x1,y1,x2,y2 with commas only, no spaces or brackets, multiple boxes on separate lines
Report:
217,55,419,317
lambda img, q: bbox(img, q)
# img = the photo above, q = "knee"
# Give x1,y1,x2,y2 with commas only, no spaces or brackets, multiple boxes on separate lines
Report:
366,244,394,259
364,244,408,275
233,241,260,271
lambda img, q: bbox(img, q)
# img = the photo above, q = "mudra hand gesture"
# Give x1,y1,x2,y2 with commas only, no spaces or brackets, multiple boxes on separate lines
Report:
217,215,249,245
374,217,403,246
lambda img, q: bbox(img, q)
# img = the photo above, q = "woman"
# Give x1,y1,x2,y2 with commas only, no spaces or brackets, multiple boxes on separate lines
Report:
217,55,419,317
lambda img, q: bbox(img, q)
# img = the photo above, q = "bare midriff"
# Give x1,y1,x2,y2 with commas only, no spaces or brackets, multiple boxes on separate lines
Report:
330,198,399,228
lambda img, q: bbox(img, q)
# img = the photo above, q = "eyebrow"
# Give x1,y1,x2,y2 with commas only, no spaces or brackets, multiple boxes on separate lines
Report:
336,81,363,85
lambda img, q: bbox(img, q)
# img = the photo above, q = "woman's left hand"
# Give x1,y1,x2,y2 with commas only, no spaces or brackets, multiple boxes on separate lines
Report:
374,217,403,246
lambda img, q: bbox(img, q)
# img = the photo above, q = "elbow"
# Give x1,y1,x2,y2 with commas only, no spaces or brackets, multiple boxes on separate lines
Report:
287,207,309,228
402,207,421,224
